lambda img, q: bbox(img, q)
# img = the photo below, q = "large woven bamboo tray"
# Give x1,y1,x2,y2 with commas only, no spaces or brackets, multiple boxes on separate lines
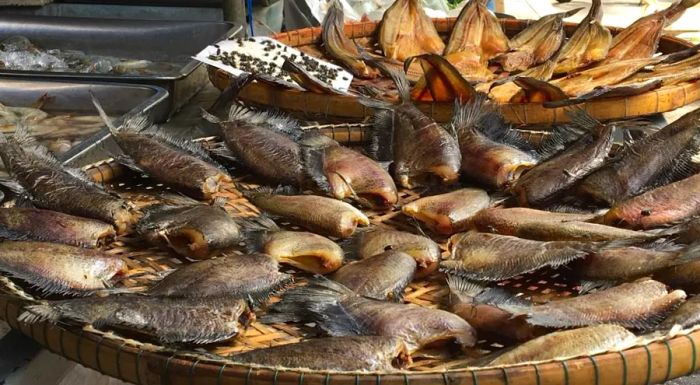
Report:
208,18,699,125
1,126,699,385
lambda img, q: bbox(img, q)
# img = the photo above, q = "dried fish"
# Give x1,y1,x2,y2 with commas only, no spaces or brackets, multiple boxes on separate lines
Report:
402,188,490,235
378,0,445,62
445,0,509,60
658,295,700,331
230,336,411,371
655,243,700,292
0,207,115,248
553,0,611,74
20,295,252,345
256,230,344,274
263,278,476,352
321,0,378,79
244,188,369,238
331,250,416,301
0,241,126,296
408,54,478,102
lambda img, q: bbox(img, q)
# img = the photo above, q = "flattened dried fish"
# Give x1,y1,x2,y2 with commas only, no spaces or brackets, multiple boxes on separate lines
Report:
148,252,292,302
263,278,476,352
445,0,509,60
512,111,614,207
347,228,441,277
442,232,590,281
20,295,252,345
553,0,611,74
511,279,686,329
0,128,136,234
378,0,445,62
321,0,378,79
658,295,700,331
331,250,416,301
92,98,231,201
655,243,700,292
402,188,490,235
600,173,700,230
408,54,478,102
257,230,344,274
0,207,115,248
470,207,654,242
230,336,411,371
489,325,636,365
451,95,538,188
0,241,126,296
244,188,369,238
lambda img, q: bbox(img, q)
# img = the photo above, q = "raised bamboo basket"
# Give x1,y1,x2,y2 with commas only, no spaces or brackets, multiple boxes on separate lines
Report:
0,125,698,385
208,19,700,125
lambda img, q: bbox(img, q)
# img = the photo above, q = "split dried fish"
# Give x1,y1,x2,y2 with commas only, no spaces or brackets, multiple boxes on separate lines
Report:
445,0,509,60
553,0,611,74
378,0,445,62
321,0,378,79
402,188,490,235
331,250,416,301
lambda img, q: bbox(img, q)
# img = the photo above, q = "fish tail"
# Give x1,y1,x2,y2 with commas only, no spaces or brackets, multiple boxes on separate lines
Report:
565,108,610,138
299,132,334,193
446,274,488,298
19,303,60,324
451,93,491,133
90,92,119,135
92,92,151,135
238,214,281,252
336,228,367,261
358,51,410,104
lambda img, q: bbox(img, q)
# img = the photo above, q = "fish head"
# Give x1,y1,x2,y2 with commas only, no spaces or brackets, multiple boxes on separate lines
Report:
89,257,128,284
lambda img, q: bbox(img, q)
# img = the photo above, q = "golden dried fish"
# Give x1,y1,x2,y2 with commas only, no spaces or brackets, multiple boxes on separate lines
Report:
92,98,231,201
599,173,700,230
487,59,559,103
512,111,614,207
658,295,700,331
493,9,581,72
148,252,292,302
362,64,462,188
20,295,252,345
257,230,344,274
402,188,490,235
451,96,538,188
470,207,655,242
0,241,126,296
554,0,611,74
578,106,700,205
264,278,476,352
347,228,441,277
332,250,416,301
321,0,378,79
230,336,411,371
378,0,445,62
408,54,478,102
442,52,496,83
442,232,590,282
445,0,509,60
0,207,115,248
0,128,136,234
301,132,398,209
511,279,686,329
244,188,369,238
489,325,636,365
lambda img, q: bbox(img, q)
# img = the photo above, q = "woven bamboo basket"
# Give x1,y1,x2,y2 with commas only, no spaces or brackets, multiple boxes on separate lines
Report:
208,19,699,125
1,125,698,385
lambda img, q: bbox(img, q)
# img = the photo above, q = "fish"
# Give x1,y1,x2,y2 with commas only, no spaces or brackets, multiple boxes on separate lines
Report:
244,188,369,238
331,250,417,301
511,110,615,207
346,227,441,277
263,278,476,353
444,0,509,61
255,230,344,274
0,207,115,248
230,336,411,371
658,295,700,331
407,54,478,102
442,232,591,282
510,278,686,329
553,0,611,74
92,97,231,201
378,0,445,62
401,188,490,235
661,216,700,245
451,95,538,188
599,0,700,65
469,207,656,242
321,0,378,79
488,325,637,366
135,203,252,260
147,252,292,303
599,172,700,230
20,295,252,345
577,106,700,205
493,9,581,72
447,275,540,343
361,63,462,189
487,58,559,103
654,243,700,292
0,127,136,234
300,132,398,209
0,241,126,296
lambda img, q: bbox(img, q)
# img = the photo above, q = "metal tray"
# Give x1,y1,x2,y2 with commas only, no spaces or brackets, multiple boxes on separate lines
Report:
0,15,240,114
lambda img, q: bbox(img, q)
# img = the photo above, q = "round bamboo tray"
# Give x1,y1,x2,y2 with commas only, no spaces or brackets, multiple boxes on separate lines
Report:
0,126,697,385
208,19,699,125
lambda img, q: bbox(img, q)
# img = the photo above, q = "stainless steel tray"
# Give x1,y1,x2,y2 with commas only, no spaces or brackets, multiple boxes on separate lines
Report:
0,15,240,114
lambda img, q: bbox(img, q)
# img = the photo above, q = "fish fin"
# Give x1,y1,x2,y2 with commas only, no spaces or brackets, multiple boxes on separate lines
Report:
578,279,616,294
239,185,298,201
114,155,148,175
565,108,608,138
207,141,239,163
361,52,411,103
236,214,280,235
90,92,121,135
475,287,533,307
364,111,395,161
299,132,333,194
0,176,27,196
537,123,587,159
143,129,226,169
446,274,488,298
451,94,492,136
206,74,255,117
19,303,61,324
225,104,303,140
